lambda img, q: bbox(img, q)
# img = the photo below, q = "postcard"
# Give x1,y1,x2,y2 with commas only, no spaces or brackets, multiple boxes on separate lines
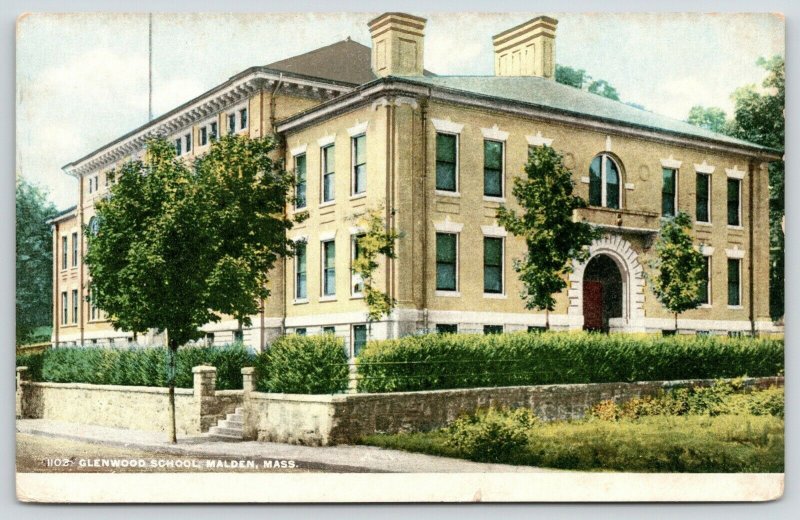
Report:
15,11,785,503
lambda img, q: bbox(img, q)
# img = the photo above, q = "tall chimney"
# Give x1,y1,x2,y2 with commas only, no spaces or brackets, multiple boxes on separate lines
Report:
368,12,427,77
492,16,558,78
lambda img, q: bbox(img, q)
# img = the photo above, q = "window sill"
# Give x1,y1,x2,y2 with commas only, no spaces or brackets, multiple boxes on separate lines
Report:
319,295,337,302
727,305,744,310
319,201,336,209
727,225,744,231
349,193,367,201
699,303,713,309
483,196,506,204
696,221,713,227
436,290,461,298
350,295,365,300
293,299,309,305
435,190,461,198
483,293,507,299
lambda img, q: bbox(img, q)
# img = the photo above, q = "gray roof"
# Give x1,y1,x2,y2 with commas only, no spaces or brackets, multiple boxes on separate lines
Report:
46,205,77,224
395,75,777,153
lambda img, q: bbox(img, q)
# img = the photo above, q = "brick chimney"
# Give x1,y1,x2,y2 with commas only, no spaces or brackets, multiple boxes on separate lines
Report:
493,16,558,78
368,12,427,77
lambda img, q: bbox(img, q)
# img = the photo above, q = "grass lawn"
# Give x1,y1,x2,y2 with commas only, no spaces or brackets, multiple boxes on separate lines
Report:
359,414,784,473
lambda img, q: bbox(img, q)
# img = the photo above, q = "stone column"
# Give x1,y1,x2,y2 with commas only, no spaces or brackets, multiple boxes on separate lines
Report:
241,367,257,440
16,367,29,419
192,365,217,434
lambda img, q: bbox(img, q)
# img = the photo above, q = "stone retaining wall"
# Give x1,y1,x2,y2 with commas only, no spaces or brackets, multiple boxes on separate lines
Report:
16,365,242,436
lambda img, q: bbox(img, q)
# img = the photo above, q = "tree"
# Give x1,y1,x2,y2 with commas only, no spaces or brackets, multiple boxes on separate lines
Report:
686,105,729,133
350,205,399,328
497,145,599,329
85,135,296,442
727,56,785,320
556,64,623,102
648,212,705,332
587,79,620,101
16,179,57,344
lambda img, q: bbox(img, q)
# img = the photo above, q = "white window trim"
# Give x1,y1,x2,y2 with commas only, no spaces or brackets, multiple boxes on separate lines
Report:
317,134,336,147
726,166,746,180
321,239,336,298
698,249,713,308
433,217,464,234
347,121,369,137
591,153,623,209
481,124,509,142
435,231,460,295
199,117,218,147
481,224,507,237
727,257,743,309
483,138,506,199
319,230,337,242
694,161,716,174
350,234,365,298
663,167,679,217
290,143,308,157
482,235,506,298
526,130,553,147
293,237,308,302
696,171,713,224
350,133,367,196
435,131,460,195
727,177,743,228
293,152,308,210
660,155,683,169
431,118,464,134
725,247,745,259
226,102,248,134
320,143,335,204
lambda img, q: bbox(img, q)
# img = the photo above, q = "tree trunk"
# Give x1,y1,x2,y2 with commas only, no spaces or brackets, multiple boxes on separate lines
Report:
545,309,550,331
167,333,178,444
674,312,679,333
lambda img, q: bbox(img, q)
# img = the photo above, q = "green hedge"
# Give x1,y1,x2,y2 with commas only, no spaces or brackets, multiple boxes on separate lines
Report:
27,344,254,389
16,352,45,381
255,334,349,394
356,332,784,393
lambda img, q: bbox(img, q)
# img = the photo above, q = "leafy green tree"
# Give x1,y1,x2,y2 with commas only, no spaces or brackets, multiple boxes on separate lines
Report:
648,212,705,332
497,145,599,328
587,79,620,101
686,105,729,133
555,64,587,89
85,135,296,442
727,56,785,320
16,179,57,344
350,205,400,327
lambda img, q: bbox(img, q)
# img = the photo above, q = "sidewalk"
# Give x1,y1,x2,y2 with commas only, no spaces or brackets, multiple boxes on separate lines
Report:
16,419,554,473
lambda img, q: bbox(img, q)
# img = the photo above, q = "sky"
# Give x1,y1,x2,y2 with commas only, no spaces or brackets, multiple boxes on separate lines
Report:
16,11,784,210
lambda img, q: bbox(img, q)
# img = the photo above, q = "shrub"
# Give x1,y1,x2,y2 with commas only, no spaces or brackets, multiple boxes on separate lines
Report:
445,407,537,463
256,335,349,394
36,344,254,389
16,352,45,381
356,332,784,392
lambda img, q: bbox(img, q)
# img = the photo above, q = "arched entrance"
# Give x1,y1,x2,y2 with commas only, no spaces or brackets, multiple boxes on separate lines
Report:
582,254,623,332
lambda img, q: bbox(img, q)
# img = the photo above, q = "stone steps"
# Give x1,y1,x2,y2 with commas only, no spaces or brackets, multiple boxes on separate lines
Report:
207,407,245,441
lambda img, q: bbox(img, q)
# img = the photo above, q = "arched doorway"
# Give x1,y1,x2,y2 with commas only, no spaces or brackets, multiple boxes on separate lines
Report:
582,254,623,332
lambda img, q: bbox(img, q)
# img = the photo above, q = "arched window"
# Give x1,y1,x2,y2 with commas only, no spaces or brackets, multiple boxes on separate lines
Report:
88,216,99,236
588,154,622,209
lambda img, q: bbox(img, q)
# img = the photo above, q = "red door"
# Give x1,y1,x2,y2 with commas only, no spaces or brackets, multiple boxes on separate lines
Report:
583,281,604,330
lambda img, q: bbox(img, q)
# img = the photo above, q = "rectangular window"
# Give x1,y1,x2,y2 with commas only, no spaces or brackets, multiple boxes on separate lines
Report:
699,255,711,305
322,145,335,202
210,122,218,140
483,237,503,294
696,173,710,223
104,172,108,187
662,168,677,217
200,127,208,146
61,236,68,269
351,235,365,296
205,333,215,346
484,140,504,197
352,134,366,195
61,292,68,324
436,324,458,334
71,232,78,267
295,241,307,300
728,258,741,306
88,177,93,194
89,287,97,321
228,113,236,135
185,133,192,153
727,178,741,226
294,154,307,209
239,108,248,129
295,328,307,336
483,325,503,335
436,233,457,291
353,324,367,357
322,326,336,335
71,289,78,324
322,240,336,296
435,133,457,192
175,138,182,156
233,330,244,343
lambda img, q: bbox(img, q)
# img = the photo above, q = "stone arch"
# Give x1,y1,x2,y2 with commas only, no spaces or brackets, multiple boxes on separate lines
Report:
568,235,645,330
